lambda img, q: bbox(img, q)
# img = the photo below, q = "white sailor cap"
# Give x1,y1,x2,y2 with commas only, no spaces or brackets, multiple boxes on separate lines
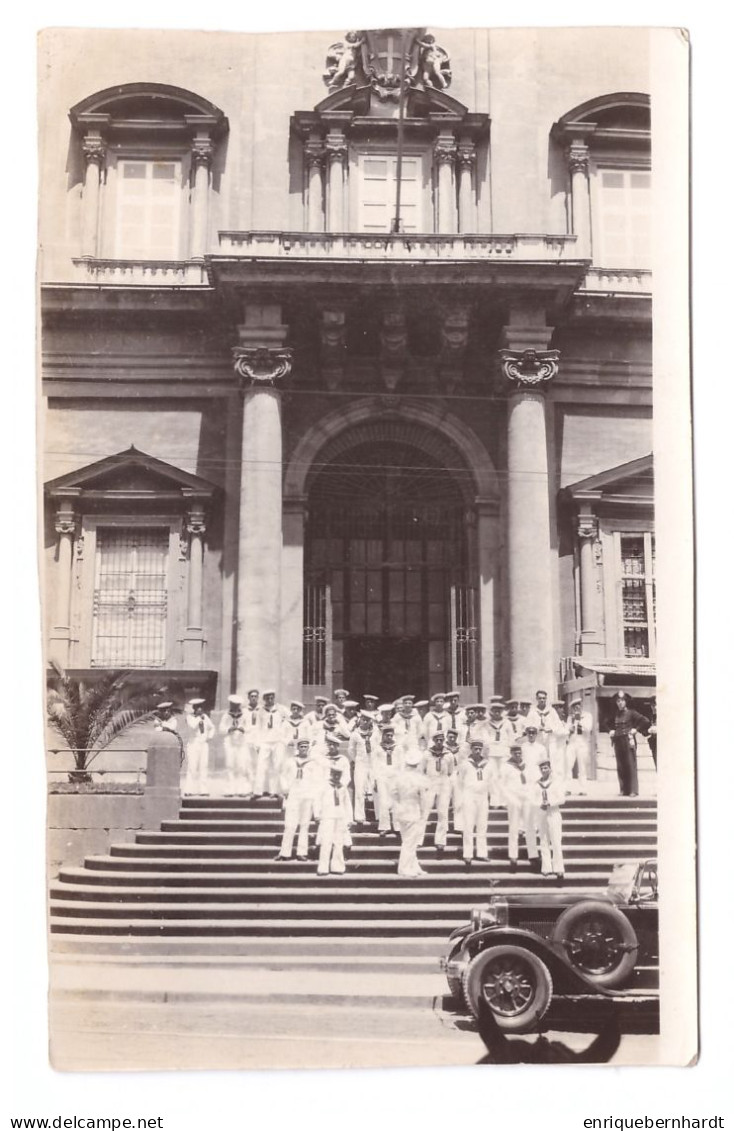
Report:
381,724,396,735
333,688,349,697
290,700,305,710
447,690,462,699
430,692,446,703
314,695,328,704
344,700,359,708
570,697,582,706
325,735,341,748
404,749,422,766
378,703,394,714
262,688,277,697
414,700,429,709
228,694,244,706
296,738,311,751
156,701,173,710
189,698,206,707
469,739,486,751
363,694,379,703
246,687,259,695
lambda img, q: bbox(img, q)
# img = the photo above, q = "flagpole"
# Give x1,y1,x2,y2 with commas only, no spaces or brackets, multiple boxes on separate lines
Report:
391,29,408,234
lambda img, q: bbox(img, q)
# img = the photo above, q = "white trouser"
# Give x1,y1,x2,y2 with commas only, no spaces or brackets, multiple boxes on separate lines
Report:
353,760,373,822
223,738,256,794
255,741,285,795
537,807,564,875
486,757,505,806
506,799,531,861
397,816,424,875
566,738,590,790
462,792,489,859
183,739,209,794
318,817,347,874
374,772,397,831
451,775,464,831
280,795,314,858
422,779,452,846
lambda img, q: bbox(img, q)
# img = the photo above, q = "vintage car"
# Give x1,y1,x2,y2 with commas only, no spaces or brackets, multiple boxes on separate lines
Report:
440,859,658,1032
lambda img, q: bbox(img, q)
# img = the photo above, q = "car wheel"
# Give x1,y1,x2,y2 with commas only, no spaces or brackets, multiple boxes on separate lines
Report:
462,945,553,1033
551,901,639,988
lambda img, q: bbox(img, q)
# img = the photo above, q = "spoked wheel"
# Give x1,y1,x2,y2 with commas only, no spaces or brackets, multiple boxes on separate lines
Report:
551,901,639,988
462,945,553,1033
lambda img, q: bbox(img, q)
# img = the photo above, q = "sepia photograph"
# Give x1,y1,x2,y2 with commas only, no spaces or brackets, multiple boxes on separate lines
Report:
34,19,695,1076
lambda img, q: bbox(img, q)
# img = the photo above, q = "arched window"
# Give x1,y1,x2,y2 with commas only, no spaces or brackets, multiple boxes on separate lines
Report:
69,83,228,264
552,93,650,271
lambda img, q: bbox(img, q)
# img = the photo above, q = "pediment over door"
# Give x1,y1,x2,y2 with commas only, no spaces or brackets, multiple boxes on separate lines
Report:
45,446,218,510
563,453,654,510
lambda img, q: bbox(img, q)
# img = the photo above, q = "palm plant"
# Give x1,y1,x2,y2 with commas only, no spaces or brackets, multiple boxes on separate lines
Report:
47,662,163,783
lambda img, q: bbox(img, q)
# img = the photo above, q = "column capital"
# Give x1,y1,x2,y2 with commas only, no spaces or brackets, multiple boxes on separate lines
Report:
305,139,326,169
576,512,599,540
325,133,348,166
566,141,590,175
500,348,560,391
457,140,476,169
191,136,215,168
233,346,293,388
184,508,207,536
434,137,457,165
81,134,106,167
54,501,77,536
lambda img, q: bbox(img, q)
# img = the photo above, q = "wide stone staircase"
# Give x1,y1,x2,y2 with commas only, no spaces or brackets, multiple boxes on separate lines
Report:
49,795,657,951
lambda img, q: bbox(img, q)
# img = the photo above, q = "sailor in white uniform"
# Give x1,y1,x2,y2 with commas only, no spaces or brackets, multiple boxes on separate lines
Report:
423,692,449,745
500,744,533,871
348,714,376,825
485,697,513,808
183,698,215,795
529,757,566,881
391,749,430,877
254,689,286,797
422,733,456,853
459,739,492,865
372,724,403,836
219,693,251,796
315,764,352,876
154,701,178,734
565,697,593,795
275,738,323,861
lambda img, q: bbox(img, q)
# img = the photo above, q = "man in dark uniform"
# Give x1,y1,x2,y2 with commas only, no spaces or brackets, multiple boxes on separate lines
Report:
609,692,651,797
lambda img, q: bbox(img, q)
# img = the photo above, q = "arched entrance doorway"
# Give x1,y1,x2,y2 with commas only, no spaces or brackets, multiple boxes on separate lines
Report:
303,421,479,702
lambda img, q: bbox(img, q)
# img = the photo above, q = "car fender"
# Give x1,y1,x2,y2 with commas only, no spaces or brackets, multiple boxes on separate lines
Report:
458,927,617,996
447,924,472,945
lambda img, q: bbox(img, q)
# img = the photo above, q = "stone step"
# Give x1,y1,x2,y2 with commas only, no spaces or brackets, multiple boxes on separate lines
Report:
164,817,657,833
50,935,451,956
58,865,633,888
85,853,650,873
133,830,656,846
50,881,626,903
180,796,658,810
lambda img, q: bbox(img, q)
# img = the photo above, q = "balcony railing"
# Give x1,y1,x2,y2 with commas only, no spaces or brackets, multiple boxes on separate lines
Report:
217,230,582,262
71,258,209,286
580,267,652,294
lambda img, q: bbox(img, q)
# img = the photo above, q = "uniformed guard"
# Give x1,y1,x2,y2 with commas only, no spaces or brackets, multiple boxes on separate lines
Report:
609,691,650,797
501,744,532,872
275,738,323,861
391,748,430,877
372,723,403,836
348,714,375,825
422,732,456,853
565,697,593,795
459,739,491,865
530,756,566,881
154,701,178,734
315,763,352,876
183,698,215,796
333,688,350,716
219,693,250,796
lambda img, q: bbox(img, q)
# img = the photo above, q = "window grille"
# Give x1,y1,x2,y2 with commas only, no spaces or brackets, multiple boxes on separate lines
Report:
451,583,477,687
303,580,328,685
92,527,169,668
619,533,655,658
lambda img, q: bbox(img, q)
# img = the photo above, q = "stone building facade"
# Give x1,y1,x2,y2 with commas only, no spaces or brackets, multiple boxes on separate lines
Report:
39,26,655,744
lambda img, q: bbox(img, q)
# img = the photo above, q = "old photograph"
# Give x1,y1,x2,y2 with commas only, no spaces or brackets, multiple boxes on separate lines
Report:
37,23,694,1072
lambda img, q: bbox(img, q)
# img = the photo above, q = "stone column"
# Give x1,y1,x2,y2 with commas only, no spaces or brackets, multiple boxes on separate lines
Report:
457,141,477,234
325,131,347,231
566,142,591,258
577,508,604,656
500,343,560,697
232,306,292,691
182,503,206,666
49,499,77,665
476,499,499,700
190,135,214,259
434,132,457,234
305,138,326,233
281,497,307,703
81,132,106,258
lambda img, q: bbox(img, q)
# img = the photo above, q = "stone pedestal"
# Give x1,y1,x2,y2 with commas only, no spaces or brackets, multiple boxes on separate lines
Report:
142,730,182,828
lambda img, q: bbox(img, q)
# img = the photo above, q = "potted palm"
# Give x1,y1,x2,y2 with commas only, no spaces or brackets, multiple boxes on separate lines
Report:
47,662,163,784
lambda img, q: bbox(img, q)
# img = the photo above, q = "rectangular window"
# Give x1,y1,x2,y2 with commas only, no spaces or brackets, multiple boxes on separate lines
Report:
115,160,182,259
619,533,656,657
92,527,169,668
595,168,651,269
357,153,423,232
